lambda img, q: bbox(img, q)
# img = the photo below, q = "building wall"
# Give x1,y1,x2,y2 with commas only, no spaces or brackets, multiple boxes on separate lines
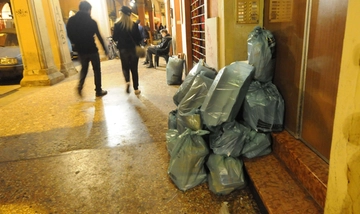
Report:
217,0,264,69
207,0,218,18
179,0,263,70
325,0,360,212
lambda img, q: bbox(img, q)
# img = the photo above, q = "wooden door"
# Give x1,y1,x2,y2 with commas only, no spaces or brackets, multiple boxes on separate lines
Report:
264,0,348,161
264,0,307,135
301,0,348,161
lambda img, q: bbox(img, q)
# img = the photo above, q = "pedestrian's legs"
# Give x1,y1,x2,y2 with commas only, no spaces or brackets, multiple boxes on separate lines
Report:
129,50,139,90
89,52,102,93
119,49,131,82
78,54,90,91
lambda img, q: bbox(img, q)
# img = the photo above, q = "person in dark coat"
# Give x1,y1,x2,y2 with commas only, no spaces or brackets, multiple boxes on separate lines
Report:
136,20,149,46
144,22,151,39
158,23,164,33
143,29,171,68
112,6,142,95
66,1,108,97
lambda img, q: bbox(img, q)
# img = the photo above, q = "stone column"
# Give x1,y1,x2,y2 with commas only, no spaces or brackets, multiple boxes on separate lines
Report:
10,0,65,86
137,0,146,25
153,1,162,23
42,0,77,77
148,3,154,32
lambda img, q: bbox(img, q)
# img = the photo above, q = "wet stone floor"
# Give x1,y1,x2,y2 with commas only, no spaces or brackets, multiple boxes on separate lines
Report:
0,59,261,213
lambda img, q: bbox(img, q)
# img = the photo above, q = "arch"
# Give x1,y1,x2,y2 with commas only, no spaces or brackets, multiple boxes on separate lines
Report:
1,3,13,29
2,3,12,19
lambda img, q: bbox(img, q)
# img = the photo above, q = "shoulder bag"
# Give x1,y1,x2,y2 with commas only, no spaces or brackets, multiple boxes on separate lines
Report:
128,32,146,58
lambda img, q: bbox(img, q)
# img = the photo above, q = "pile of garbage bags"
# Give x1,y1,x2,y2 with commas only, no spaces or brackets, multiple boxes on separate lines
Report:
166,26,284,195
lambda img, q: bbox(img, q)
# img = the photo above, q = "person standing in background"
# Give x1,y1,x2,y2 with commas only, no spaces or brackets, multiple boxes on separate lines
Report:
155,21,159,32
112,6,142,95
158,23,164,33
136,20,150,46
144,22,150,33
66,1,108,98
144,22,151,45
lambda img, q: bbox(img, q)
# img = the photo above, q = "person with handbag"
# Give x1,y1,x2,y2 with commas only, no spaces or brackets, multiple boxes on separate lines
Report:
66,1,108,98
112,6,142,95
143,29,172,68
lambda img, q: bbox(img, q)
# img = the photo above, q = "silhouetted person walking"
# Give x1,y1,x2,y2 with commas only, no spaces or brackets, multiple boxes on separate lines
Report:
67,1,108,98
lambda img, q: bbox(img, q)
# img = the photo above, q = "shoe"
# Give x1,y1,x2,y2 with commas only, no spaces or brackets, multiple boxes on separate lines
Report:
77,87,82,98
135,89,141,95
96,90,108,97
146,64,154,68
142,61,149,65
126,82,130,94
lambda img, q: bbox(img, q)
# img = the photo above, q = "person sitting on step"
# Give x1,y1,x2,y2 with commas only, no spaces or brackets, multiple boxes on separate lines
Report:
143,29,172,68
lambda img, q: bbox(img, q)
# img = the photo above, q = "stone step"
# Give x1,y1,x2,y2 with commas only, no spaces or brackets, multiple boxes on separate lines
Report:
244,154,323,213
244,145,324,213
272,131,328,208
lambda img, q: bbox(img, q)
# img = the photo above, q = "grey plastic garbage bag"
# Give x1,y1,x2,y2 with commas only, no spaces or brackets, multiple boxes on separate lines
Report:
207,154,246,195
209,121,251,158
178,74,214,114
166,57,184,85
242,131,272,159
247,26,276,82
200,61,254,128
242,81,284,132
168,129,210,191
166,129,179,155
176,109,202,134
173,59,217,105
168,109,178,129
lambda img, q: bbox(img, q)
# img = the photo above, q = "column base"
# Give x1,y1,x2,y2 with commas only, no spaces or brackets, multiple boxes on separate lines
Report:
60,62,78,78
20,69,65,86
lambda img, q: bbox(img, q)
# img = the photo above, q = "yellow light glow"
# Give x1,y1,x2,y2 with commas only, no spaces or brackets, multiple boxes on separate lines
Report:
0,57,18,65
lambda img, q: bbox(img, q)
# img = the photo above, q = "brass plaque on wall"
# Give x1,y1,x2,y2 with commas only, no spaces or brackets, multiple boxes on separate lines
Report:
237,0,259,24
269,0,293,22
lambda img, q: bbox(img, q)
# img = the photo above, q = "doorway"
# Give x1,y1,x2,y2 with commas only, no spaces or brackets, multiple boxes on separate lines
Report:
263,0,348,162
